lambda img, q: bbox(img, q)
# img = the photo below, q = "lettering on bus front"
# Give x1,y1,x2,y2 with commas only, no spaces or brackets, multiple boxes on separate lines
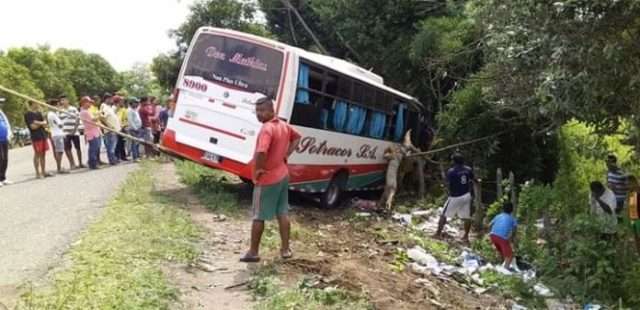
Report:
205,46,269,72
296,136,377,160
183,78,208,92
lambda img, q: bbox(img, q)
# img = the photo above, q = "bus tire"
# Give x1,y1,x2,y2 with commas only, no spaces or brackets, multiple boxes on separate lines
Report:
321,172,348,209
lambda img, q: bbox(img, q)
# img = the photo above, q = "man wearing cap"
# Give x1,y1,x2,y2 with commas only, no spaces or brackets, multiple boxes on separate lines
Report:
47,99,69,174
0,100,13,186
80,96,102,169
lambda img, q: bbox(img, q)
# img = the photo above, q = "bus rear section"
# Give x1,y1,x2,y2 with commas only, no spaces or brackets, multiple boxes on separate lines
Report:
162,30,286,180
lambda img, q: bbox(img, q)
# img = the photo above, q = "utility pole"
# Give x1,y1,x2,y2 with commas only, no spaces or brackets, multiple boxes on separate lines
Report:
280,0,329,55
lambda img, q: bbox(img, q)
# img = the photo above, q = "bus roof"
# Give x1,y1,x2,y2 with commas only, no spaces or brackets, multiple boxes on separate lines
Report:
197,27,423,108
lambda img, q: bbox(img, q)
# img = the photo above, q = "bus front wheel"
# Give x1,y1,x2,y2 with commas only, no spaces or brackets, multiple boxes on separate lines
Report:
320,172,348,209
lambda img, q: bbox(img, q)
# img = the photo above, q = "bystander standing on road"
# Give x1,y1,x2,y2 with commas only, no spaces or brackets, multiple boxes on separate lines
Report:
79,96,102,170
24,101,52,179
114,96,129,161
127,99,142,162
101,95,121,165
240,97,301,263
139,97,156,158
0,98,13,186
47,99,69,174
59,96,84,169
90,95,105,165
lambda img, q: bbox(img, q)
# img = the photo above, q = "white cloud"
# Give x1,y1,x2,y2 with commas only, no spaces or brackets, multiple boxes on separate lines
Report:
0,0,197,71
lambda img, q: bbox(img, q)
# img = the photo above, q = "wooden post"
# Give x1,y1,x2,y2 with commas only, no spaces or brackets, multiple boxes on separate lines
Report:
473,178,485,232
417,157,426,199
496,168,503,199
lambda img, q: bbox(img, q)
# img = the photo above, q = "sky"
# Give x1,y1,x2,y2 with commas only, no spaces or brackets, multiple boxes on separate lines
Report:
0,0,197,71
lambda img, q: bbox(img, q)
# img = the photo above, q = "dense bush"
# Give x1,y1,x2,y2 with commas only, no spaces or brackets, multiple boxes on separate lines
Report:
514,122,640,307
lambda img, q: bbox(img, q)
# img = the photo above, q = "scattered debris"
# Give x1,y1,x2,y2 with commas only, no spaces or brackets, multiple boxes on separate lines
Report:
511,303,528,310
224,280,250,290
212,214,227,222
545,298,579,310
355,212,372,218
350,198,379,211
583,304,602,310
392,213,412,225
533,283,553,297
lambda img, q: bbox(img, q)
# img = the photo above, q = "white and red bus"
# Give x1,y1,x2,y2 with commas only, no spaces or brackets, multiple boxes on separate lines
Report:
162,27,427,207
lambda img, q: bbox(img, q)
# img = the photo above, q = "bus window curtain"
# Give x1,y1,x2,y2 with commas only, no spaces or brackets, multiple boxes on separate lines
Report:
346,105,366,135
368,111,386,138
333,100,348,131
320,109,329,129
295,64,310,104
394,103,406,141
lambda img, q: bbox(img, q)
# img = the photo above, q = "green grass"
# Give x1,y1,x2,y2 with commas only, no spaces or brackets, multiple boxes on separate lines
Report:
17,163,200,310
480,270,544,308
174,160,241,215
408,229,460,265
250,266,372,310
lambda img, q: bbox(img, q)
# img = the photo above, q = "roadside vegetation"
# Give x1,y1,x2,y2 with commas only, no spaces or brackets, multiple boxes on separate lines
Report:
175,160,242,216
17,163,200,309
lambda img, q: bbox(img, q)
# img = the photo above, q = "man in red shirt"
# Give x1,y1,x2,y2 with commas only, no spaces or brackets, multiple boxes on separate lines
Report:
240,97,301,263
138,97,156,157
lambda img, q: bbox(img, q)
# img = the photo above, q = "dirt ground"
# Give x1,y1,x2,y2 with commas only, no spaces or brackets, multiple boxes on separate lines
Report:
155,163,256,310
158,162,507,309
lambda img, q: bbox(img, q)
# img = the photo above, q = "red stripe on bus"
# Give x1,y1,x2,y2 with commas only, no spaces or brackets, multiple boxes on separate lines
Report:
179,117,246,141
288,163,387,183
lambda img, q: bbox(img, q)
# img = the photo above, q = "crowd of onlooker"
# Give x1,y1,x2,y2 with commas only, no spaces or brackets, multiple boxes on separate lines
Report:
0,92,174,185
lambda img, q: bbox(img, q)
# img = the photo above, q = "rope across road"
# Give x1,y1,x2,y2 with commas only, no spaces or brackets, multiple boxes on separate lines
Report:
0,84,503,162
0,84,170,154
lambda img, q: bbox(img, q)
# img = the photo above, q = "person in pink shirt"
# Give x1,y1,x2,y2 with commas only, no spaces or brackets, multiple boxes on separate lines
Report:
240,97,301,263
79,96,102,169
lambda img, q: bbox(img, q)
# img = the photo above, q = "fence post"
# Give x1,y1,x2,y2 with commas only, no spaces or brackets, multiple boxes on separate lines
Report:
473,175,485,233
509,171,517,211
417,157,426,199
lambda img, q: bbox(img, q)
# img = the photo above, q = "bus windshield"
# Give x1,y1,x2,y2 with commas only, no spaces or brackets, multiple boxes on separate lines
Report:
184,33,284,99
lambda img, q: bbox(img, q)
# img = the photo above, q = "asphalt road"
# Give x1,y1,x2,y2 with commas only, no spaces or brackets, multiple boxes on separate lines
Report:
0,141,137,297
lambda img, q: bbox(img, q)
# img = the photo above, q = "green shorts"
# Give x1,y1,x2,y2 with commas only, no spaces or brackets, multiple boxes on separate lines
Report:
253,177,289,221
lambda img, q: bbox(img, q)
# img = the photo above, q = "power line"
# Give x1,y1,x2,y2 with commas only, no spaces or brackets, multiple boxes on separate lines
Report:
279,0,329,55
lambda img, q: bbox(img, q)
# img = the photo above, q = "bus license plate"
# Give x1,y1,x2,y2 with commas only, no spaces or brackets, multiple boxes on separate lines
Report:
202,152,220,163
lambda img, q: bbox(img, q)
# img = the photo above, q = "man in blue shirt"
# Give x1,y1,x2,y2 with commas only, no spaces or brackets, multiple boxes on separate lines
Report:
490,202,518,268
434,152,475,243
0,101,12,186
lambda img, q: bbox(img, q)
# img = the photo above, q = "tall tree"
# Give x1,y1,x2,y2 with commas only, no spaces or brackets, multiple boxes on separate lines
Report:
6,46,77,100
118,63,162,98
54,48,121,98
0,55,44,125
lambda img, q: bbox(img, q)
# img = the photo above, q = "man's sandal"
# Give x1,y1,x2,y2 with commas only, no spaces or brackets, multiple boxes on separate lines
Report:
239,255,260,263
281,250,293,259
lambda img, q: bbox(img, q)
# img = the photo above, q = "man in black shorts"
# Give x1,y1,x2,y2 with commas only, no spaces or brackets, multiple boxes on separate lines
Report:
59,96,84,169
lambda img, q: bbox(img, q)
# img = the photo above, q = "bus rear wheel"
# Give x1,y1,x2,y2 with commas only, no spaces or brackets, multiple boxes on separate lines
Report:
320,172,348,209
